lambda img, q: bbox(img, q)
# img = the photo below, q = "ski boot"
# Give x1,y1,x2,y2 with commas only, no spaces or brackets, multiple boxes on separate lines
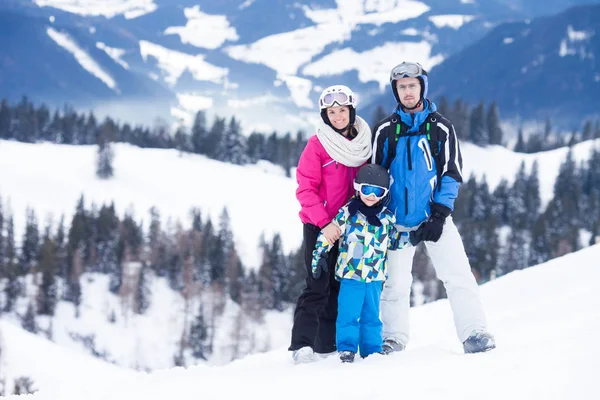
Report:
339,351,355,363
463,331,496,354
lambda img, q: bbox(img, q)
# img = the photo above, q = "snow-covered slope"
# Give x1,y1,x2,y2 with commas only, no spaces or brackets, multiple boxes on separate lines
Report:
1,138,599,268
3,243,599,399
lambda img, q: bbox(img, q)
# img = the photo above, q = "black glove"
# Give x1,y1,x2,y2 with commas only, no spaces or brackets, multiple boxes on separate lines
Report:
409,229,423,246
312,257,329,279
419,203,452,243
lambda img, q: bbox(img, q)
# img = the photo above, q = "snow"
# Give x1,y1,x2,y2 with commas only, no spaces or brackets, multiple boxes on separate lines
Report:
303,41,444,90
559,25,594,58
401,27,420,36
429,14,475,30
164,5,239,50
47,28,118,93
3,243,600,399
139,40,228,86
33,0,157,19
96,42,130,70
277,74,313,108
303,0,430,26
176,93,213,113
225,23,351,76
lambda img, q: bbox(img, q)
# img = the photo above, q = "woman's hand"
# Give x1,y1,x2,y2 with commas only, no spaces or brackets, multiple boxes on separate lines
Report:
321,223,341,244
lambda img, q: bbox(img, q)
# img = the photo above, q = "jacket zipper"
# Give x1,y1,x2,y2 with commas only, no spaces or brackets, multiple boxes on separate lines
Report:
407,136,412,170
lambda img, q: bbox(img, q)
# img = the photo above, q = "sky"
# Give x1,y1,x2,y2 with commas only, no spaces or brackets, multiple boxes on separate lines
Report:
2,243,599,400
1,138,598,269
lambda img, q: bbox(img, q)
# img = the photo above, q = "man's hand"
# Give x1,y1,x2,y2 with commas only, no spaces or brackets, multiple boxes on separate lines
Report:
312,257,329,279
420,203,452,242
321,222,341,245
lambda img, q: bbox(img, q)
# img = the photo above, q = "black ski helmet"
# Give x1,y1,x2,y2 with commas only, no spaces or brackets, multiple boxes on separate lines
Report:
354,164,390,190
390,61,428,110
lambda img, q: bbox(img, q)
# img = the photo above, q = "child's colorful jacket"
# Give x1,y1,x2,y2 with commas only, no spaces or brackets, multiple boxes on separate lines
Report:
311,200,411,282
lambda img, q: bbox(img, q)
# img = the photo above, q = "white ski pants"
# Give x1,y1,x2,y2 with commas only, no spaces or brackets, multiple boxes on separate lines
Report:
380,217,487,345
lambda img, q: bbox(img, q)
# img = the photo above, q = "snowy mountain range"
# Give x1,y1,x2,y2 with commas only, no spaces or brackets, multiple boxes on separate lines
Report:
1,242,599,399
1,0,598,132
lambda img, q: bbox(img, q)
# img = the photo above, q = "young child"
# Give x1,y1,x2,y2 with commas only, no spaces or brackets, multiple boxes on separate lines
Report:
311,163,417,363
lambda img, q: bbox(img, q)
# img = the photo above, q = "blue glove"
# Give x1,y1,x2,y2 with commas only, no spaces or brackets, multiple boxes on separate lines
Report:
312,257,329,279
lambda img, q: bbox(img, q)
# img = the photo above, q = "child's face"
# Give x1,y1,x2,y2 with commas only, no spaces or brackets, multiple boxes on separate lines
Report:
360,192,380,207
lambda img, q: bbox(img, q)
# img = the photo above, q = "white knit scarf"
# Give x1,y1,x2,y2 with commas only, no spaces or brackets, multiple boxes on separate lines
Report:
316,115,372,167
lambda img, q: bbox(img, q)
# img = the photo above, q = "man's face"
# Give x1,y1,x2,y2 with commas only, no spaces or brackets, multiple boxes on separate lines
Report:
396,77,421,109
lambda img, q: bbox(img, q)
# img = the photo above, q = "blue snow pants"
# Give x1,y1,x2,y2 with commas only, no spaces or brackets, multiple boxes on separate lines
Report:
336,279,383,358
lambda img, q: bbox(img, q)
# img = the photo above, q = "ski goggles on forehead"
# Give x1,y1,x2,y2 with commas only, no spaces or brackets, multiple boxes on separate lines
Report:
320,91,353,108
354,182,389,199
391,62,423,79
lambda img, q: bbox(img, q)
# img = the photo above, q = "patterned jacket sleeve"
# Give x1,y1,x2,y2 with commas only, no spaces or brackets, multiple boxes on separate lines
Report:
387,214,411,250
311,206,348,274
433,119,463,210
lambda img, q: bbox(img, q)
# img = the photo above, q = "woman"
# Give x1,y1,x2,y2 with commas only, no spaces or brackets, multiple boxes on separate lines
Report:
289,85,372,363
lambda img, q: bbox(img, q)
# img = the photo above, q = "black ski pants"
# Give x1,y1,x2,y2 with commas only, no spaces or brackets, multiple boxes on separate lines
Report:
289,223,340,353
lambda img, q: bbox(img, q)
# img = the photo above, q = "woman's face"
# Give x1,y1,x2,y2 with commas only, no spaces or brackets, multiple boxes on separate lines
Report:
326,105,350,131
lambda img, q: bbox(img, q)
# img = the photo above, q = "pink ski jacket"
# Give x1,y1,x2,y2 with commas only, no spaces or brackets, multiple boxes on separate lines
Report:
296,135,363,228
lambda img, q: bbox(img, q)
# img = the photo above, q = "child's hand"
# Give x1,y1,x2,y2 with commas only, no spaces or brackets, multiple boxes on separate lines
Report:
312,258,329,279
321,223,341,245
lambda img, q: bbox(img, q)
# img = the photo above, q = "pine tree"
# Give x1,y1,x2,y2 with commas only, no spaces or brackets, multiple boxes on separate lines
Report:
191,111,208,154
37,228,58,316
490,178,510,225
189,301,209,359
134,262,151,314
217,117,249,165
247,132,267,163
174,126,193,155
96,139,115,179
469,101,488,146
372,105,388,126
0,99,11,139
20,207,40,275
514,127,526,152
582,120,592,141
506,162,528,230
499,228,529,275
525,161,541,227
22,303,38,333
543,118,552,140
486,102,503,145
257,234,274,309
437,96,451,120
213,208,233,286
452,99,470,141
3,215,21,312
205,117,226,158
269,233,289,310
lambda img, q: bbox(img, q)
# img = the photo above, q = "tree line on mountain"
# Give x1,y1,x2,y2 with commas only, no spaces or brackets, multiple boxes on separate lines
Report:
2,97,600,178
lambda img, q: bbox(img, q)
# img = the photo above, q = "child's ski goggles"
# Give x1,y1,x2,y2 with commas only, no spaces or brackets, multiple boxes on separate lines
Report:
390,62,424,79
354,182,389,199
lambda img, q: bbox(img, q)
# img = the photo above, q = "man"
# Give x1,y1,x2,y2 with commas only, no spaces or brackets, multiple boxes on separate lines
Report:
371,61,496,354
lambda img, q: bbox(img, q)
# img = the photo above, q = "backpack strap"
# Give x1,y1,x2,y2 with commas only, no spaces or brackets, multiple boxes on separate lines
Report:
382,113,401,170
425,112,443,192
